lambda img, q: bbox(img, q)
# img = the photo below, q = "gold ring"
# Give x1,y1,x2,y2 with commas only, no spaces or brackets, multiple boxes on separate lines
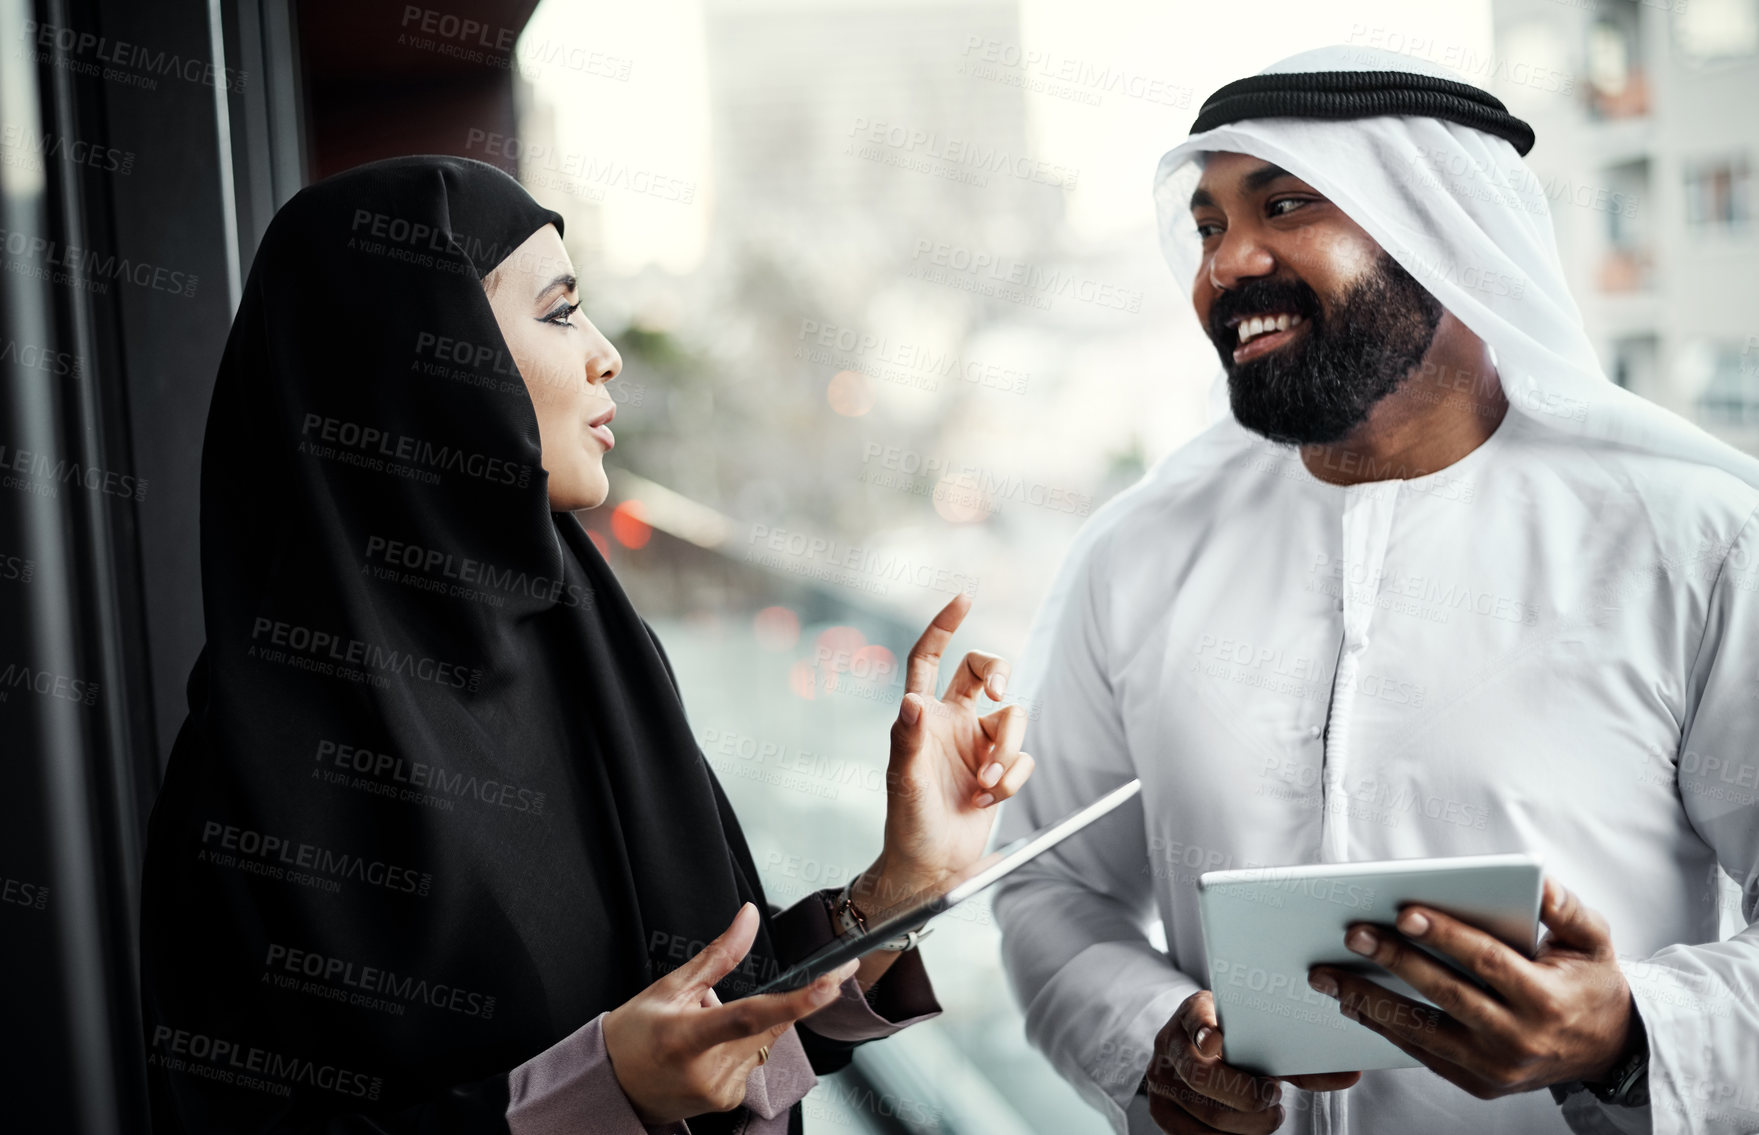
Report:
757,1045,770,1066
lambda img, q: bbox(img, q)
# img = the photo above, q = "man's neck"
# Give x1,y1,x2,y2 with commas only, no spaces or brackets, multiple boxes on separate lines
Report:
1299,317,1509,487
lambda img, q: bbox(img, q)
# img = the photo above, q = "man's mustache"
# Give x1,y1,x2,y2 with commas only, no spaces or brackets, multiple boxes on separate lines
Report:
1207,277,1323,350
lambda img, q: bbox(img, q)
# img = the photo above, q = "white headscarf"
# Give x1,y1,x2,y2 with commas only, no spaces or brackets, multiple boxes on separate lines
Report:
1017,43,1759,696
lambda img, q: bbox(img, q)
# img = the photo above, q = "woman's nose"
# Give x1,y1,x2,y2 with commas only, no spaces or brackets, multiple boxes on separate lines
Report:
588,342,622,386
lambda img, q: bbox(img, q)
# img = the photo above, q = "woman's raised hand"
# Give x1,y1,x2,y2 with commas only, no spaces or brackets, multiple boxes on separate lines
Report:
859,593,1035,920
602,903,858,1124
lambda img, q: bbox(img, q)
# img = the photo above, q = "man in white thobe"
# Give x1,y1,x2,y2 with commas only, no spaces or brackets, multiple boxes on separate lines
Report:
994,46,1759,1135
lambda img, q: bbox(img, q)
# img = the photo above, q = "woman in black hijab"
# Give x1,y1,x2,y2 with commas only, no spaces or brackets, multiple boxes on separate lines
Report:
139,155,1035,1134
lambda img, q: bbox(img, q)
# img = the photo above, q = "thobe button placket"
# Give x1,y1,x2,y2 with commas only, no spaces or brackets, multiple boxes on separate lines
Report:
1321,481,1402,866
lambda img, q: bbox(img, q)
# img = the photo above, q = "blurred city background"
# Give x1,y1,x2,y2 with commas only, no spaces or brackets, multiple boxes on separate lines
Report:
1,0,1754,1131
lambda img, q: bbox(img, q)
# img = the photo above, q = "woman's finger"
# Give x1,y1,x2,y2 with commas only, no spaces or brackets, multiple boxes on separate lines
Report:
973,705,1028,792
667,903,759,998
723,999,822,1071
690,962,857,1049
942,650,1009,705
889,692,926,771
985,751,1035,805
902,594,972,698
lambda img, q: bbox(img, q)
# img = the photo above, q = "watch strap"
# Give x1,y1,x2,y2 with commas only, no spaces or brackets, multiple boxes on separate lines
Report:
831,883,933,952
1551,1046,1650,1109
1586,1045,1650,1109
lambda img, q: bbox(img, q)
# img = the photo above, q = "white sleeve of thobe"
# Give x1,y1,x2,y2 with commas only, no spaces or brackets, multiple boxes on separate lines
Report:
1601,506,1759,1135
993,533,1201,1135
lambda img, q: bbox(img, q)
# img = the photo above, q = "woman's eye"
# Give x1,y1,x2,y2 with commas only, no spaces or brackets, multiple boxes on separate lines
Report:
1268,197,1309,218
1195,221,1223,240
546,299,582,327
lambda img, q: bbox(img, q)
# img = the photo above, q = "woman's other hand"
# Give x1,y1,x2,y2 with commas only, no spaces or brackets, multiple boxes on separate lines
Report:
857,594,1035,928
603,903,858,1124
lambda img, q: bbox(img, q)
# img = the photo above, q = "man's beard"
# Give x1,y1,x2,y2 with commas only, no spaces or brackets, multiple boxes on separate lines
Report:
1208,251,1444,446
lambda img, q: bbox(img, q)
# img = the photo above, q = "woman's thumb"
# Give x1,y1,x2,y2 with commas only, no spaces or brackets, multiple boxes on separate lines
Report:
684,902,758,991
890,693,924,758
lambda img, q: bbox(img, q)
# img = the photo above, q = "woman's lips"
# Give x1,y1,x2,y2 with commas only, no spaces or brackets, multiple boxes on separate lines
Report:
587,405,616,451
1231,320,1307,365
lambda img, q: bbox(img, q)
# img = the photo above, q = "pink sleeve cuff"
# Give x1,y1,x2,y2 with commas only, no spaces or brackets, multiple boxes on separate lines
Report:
802,951,943,1043
506,1012,680,1135
505,1011,818,1135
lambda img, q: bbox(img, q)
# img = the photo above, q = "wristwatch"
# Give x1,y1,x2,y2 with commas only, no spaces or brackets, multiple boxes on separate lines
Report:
1585,1042,1650,1109
1550,1029,1650,1109
830,883,934,952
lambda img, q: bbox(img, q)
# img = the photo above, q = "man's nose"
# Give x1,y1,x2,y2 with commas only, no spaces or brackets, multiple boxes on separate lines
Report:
1207,225,1277,292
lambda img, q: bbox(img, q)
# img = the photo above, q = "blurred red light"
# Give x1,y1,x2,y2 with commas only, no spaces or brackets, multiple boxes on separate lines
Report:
611,499,652,548
754,606,801,651
815,625,865,662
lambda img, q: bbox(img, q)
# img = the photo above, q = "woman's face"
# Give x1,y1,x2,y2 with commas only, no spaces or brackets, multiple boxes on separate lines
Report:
483,223,623,512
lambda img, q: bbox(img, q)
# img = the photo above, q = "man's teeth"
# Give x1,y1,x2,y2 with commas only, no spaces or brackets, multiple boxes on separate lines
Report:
1236,312,1302,346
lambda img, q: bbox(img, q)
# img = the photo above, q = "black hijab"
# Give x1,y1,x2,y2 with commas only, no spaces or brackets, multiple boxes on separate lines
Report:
141,156,790,1132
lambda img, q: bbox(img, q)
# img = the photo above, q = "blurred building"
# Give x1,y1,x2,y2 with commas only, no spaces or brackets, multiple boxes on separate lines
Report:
703,0,1057,231
1490,0,1759,447
550,0,1117,628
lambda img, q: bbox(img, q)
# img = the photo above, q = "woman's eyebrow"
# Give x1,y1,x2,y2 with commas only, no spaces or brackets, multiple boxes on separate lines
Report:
536,273,577,302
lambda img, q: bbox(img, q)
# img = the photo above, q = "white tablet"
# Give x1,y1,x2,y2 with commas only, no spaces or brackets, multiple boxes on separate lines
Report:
746,778,1143,997
1196,853,1544,1077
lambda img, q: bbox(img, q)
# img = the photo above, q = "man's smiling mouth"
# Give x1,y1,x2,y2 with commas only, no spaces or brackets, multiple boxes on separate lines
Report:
1229,311,1304,345
1228,311,1306,363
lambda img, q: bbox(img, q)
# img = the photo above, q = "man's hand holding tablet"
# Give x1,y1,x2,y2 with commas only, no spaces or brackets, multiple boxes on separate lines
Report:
1306,875,1643,1103
1148,858,1644,1132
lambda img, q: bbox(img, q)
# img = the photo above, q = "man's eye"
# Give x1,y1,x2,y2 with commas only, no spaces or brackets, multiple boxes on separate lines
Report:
1194,221,1224,239
1268,197,1310,218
